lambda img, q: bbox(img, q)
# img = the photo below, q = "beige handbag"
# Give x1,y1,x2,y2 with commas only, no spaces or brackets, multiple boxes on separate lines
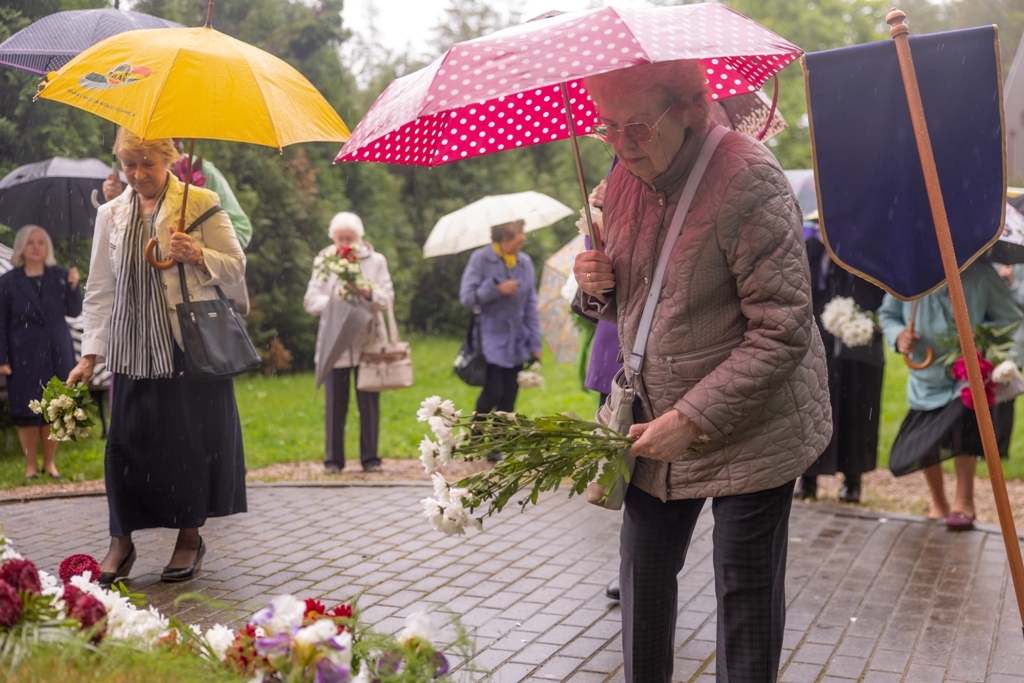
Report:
357,304,414,392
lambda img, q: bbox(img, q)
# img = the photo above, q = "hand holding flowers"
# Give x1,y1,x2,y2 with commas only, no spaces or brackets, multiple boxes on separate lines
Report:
315,245,375,302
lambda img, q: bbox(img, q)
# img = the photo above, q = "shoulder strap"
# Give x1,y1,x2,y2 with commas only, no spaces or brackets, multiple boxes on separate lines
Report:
176,204,226,304
184,204,223,235
628,125,729,374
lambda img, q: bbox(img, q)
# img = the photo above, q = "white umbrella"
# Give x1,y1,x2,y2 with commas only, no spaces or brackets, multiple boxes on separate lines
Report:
423,191,573,258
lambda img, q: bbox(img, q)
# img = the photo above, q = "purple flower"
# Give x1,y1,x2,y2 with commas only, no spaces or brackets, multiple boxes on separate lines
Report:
254,632,291,657
434,652,450,677
250,603,275,626
314,658,350,683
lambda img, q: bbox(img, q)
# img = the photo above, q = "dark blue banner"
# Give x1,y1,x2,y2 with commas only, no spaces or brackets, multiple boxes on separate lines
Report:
804,26,1005,300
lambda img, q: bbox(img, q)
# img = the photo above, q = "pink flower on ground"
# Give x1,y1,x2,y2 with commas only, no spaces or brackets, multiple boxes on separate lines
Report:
59,554,102,584
0,558,42,595
0,580,23,627
65,589,107,643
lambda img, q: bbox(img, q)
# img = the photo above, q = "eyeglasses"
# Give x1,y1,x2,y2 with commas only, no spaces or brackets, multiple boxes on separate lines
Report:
592,106,673,144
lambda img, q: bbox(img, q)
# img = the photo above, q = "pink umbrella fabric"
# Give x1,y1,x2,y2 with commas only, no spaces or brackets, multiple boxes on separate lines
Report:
336,3,801,167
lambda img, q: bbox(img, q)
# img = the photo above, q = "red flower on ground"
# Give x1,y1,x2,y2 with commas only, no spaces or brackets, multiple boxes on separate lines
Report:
62,584,83,605
65,591,107,643
328,603,352,620
0,579,24,628
225,623,266,676
59,554,102,584
304,598,327,623
0,559,42,595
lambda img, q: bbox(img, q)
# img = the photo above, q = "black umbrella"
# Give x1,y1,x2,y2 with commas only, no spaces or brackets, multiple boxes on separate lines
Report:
0,8,181,76
0,157,124,243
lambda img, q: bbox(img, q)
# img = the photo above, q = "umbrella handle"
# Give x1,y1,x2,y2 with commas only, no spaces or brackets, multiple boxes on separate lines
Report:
145,238,176,270
903,299,934,369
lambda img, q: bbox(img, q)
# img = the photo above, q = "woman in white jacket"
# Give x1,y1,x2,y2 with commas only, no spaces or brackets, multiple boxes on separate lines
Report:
304,212,394,473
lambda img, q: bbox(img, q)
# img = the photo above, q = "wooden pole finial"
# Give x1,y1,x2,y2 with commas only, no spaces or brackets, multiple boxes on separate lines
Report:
886,9,909,39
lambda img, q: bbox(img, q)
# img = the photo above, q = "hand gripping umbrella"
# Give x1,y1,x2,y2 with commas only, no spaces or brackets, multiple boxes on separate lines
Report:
34,0,350,269
336,3,802,250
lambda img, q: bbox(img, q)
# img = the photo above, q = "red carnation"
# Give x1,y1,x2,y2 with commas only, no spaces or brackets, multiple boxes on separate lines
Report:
328,602,352,619
225,623,265,677
66,591,107,643
336,245,356,261
59,554,102,584
62,584,83,605
304,598,327,623
0,580,23,628
0,559,41,595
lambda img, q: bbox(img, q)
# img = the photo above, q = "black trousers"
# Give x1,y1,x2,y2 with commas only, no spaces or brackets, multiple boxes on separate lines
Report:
620,480,794,683
324,367,381,469
474,363,521,414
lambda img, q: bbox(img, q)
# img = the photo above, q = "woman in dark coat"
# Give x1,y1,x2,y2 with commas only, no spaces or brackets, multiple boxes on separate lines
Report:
795,227,885,503
0,225,81,479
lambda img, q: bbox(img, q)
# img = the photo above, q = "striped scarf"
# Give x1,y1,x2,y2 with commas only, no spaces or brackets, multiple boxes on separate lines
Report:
107,188,176,379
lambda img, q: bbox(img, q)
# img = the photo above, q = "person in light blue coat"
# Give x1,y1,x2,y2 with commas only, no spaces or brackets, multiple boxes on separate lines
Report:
459,220,542,417
878,260,1021,530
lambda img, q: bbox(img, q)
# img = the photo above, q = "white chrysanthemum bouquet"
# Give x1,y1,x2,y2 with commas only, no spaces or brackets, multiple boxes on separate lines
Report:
516,360,544,389
416,396,633,536
820,296,878,347
28,377,93,442
315,245,375,301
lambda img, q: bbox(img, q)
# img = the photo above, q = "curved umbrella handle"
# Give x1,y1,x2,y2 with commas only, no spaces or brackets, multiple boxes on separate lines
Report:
145,238,176,270
902,298,934,369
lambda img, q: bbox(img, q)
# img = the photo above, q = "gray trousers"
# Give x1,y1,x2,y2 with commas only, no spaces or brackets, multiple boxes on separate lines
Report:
620,480,794,683
324,367,381,469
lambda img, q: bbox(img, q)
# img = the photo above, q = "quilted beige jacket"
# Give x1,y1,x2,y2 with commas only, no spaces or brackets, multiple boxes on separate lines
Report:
582,126,831,501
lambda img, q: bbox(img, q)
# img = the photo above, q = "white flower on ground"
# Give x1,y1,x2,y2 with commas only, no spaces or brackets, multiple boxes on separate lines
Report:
993,360,1019,384
203,623,236,661
294,618,339,645
417,396,442,422
323,629,353,669
419,437,439,474
398,611,439,645
251,594,306,634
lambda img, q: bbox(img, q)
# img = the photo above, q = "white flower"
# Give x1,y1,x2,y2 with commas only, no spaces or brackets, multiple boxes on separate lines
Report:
517,371,545,389
398,611,439,645
428,415,455,446
419,438,439,474
28,400,42,414
438,399,459,421
841,316,875,347
294,618,338,645
251,594,305,634
421,473,482,536
350,665,371,683
203,623,236,661
417,396,442,422
74,408,86,421
821,296,856,337
324,629,353,669
436,441,453,467
993,360,1019,384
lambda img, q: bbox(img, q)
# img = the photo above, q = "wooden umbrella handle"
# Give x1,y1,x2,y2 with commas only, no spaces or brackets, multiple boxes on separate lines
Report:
146,138,195,270
145,238,176,270
903,298,934,370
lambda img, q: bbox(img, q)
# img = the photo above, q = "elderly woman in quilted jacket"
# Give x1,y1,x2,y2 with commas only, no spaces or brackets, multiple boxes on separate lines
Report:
575,60,831,683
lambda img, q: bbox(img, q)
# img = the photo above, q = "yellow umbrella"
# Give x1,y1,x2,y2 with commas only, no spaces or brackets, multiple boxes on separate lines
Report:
34,12,349,269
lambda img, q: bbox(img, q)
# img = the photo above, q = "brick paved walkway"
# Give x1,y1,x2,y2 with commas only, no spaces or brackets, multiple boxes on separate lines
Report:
2,483,1023,682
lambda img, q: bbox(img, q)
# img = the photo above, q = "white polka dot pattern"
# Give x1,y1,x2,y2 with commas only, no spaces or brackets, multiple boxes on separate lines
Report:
336,3,801,166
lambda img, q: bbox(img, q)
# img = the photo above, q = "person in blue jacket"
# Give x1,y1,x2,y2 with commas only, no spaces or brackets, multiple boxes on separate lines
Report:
0,225,81,480
459,220,542,418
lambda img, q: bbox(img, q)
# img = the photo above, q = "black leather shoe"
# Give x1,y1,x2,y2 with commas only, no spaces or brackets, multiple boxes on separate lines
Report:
839,477,862,504
98,544,136,588
793,476,817,500
161,537,205,583
605,579,620,601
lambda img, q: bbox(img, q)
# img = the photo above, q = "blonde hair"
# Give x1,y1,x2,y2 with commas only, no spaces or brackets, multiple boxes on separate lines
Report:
585,59,711,137
328,212,365,239
112,127,179,165
10,225,57,268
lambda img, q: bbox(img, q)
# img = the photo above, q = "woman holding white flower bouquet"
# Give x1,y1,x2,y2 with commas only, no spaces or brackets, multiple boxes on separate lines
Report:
68,129,247,587
573,60,830,682
0,225,81,480
304,212,394,473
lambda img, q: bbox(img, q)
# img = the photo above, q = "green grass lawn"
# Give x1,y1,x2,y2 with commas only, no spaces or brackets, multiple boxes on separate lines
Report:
2,339,1022,490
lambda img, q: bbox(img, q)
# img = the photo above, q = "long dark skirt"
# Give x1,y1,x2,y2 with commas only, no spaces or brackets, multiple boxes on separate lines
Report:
889,399,1012,477
804,355,884,477
105,365,247,536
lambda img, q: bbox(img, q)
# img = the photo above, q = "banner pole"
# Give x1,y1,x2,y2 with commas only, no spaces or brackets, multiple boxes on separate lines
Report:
887,8,1024,641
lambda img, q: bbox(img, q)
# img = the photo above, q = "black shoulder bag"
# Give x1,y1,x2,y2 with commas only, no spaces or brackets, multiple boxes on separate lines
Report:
175,205,261,381
453,305,487,387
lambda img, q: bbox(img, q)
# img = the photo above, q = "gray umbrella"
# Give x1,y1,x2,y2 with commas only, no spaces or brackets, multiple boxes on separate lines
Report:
0,8,181,75
315,294,374,389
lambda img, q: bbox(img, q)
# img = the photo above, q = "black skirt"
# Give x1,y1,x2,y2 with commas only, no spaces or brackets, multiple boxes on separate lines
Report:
888,398,1012,477
105,359,247,536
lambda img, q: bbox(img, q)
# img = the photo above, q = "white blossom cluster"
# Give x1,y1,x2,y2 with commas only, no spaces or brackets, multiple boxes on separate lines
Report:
314,252,375,301
69,573,171,645
415,396,465,474
28,391,90,442
575,206,603,237
820,296,877,348
517,370,545,389
421,473,482,537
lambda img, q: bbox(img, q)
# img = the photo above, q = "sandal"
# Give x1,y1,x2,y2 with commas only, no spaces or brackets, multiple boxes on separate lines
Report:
945,510,976,531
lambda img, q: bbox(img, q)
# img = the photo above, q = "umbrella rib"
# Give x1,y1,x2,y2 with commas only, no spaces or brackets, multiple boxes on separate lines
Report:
142,43,184,141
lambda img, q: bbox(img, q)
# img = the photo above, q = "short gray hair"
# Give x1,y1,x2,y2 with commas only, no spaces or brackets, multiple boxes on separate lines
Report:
10,225,56,268
491,219,525,243
328,212,365,239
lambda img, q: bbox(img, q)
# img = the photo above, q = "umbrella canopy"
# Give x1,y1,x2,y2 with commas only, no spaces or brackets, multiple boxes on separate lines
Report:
0,8,181,76
711,89,788,140
784,169,817,218
0,157,125,238
538,234,586,363
35,26,350,149
424,191,573,258
336,3,802,166
315,295,374,389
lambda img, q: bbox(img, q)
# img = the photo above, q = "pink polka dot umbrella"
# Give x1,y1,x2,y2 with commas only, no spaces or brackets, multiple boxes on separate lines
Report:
336,3,802,246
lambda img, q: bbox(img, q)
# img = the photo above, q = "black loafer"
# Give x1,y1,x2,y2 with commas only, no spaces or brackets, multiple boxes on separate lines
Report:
605,579,620,601
161,537,205,583
98,544,136,588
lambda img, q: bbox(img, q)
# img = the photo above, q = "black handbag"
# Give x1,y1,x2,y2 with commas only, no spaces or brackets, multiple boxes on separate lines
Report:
453,309,487,386
174,207,261,382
